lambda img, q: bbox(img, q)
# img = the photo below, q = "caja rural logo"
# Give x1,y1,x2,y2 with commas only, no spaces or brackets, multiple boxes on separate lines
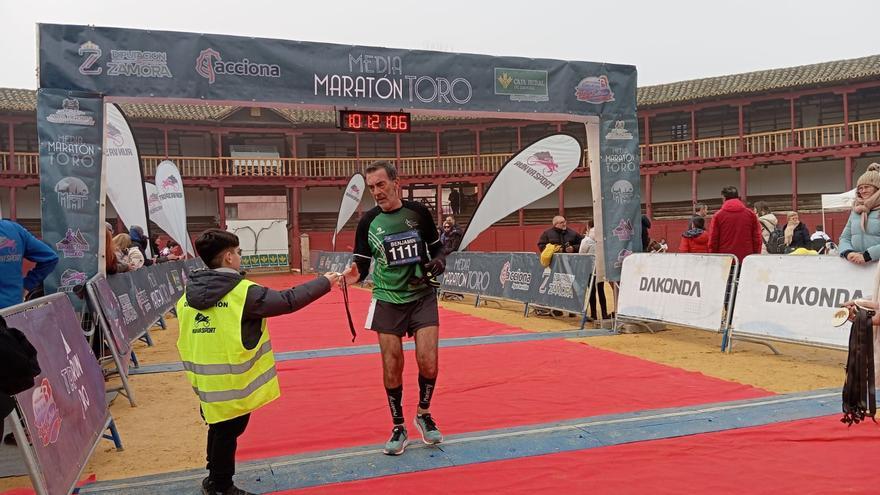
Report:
195,48,281,84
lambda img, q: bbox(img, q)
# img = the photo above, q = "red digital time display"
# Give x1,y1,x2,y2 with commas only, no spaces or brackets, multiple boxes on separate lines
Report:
338,110,411,133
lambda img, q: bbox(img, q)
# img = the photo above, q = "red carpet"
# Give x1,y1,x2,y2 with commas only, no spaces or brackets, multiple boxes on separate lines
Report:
249,273,521,351
236,338,770,460
279,416,880,495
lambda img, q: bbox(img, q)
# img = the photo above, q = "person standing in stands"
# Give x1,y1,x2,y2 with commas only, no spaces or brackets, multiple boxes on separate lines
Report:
579,220,610,321
708,186,762,262
0,217,58,309
641,214,652,252
840,163,880,265
350,161,447,456
783,211,811,250
689,203,708,229
679,216,710,253
754,201,778,254
177,229,353,495
439,216,463,255
538,216,583,254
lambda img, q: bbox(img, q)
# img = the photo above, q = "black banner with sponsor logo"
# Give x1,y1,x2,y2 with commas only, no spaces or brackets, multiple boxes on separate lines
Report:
102,259,204,344
38,23,639,291
39,24,637,121
37,88,104,308
441,252,594,314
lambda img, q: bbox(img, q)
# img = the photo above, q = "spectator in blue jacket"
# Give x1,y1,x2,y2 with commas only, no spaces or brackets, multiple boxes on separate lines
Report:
840,163,880,265
0,219,59,309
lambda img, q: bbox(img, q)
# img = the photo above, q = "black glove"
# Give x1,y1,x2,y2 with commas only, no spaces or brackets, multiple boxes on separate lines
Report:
411,256,446,288
423,256,446,278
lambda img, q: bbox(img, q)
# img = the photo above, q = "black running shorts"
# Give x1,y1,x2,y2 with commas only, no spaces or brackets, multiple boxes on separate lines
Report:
365,291,439,337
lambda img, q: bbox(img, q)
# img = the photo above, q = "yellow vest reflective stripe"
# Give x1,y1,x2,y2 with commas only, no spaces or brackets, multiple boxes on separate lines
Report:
176,278,280,424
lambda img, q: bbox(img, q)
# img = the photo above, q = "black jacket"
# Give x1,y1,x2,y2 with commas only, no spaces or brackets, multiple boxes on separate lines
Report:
184,268,331,350
785,223,811,249
537,227,583,252
440,226,463,255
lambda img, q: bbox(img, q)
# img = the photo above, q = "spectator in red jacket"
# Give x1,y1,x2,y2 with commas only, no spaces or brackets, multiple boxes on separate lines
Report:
680,216,710,253
708,186,762,262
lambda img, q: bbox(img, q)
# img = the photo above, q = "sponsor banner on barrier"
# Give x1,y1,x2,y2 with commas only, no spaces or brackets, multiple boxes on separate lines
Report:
442,253,508,297
534,254,594,313
732,255,875,347
4,294,107,495
88,275,132,371
441,252,594,314
311,251,354,274
37,89,103,307
104,259,204,344
618,253,733,331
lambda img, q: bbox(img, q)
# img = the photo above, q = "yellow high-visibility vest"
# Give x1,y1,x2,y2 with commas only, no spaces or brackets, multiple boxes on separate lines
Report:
176,279,280,424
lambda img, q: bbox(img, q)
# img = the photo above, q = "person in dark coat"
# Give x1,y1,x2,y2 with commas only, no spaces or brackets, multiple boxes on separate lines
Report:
439,216,463,255
783,211,811,250
641,214,652,252
538,216,583,254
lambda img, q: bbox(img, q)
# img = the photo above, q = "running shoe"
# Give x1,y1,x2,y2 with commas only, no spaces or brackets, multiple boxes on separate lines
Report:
383,425,409,455
414,413,443,444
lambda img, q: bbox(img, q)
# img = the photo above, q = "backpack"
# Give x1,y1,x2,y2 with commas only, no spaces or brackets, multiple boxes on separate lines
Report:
762,224,787,254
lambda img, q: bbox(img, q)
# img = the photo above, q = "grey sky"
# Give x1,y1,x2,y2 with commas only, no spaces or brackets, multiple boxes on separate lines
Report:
2,0,878,90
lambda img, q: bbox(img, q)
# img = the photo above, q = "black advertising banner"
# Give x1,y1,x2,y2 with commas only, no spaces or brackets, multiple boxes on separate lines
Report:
532,252,595,313
311,251,353,274
88,275,132,371
38,24,637,121
103,259,203,344
37,88,104,307
597,116,642,281
441,252,595,314
39,23,638,285
4,294,108,495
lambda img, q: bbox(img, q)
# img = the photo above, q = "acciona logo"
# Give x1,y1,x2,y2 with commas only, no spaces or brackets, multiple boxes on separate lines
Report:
195,48,281,84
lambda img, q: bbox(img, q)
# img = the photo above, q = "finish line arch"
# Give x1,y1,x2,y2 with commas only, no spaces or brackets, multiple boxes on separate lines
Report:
36,23,640,299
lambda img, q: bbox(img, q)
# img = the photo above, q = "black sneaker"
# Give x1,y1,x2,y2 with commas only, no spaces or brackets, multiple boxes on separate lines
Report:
202,477,256,495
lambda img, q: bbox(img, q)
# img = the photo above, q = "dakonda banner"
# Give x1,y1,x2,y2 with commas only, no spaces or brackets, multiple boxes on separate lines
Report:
37,88,104,308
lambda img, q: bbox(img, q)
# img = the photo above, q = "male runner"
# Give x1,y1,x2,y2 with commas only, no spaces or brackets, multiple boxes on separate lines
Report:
350,160,447,455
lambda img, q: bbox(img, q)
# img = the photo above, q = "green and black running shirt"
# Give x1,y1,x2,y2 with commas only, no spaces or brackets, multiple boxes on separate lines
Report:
353,200,442,304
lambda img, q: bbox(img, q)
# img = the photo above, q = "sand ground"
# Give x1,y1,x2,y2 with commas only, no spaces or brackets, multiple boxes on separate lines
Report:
0,282,846,491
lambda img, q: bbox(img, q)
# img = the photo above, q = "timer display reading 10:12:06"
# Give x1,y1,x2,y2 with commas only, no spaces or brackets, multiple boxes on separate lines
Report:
338,110,411,133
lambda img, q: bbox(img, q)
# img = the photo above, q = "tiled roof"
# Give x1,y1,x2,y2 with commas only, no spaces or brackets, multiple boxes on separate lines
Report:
3,54,879,118
638,54,880,108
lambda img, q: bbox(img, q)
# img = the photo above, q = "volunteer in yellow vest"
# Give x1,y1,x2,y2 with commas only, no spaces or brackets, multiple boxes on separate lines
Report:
177,229,355,495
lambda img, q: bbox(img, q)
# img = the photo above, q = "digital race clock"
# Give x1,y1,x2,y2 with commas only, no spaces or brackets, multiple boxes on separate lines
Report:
338,110,411,133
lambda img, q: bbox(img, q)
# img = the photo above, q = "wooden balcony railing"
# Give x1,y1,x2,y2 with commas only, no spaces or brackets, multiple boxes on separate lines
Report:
5,118,880,180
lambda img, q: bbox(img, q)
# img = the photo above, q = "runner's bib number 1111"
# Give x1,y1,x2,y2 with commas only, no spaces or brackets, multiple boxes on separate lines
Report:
382,230,424,267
